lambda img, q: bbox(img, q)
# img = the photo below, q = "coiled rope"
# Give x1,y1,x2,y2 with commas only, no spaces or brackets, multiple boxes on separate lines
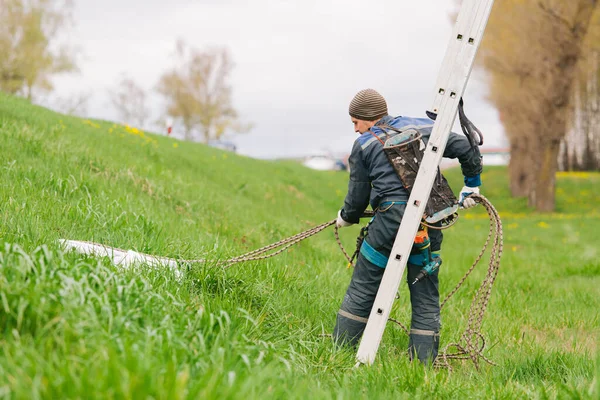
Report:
382,194,502,370
433,194,503,370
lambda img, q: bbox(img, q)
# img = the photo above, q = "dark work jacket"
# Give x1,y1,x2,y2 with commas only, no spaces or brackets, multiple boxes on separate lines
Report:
341,114,482,224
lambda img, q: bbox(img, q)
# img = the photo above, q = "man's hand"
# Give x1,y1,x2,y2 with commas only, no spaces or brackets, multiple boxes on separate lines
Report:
459,186,479,209
336,210,354,228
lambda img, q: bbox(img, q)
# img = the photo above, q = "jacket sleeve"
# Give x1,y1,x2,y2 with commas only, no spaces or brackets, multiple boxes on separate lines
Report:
444,132,483,186
341,140,371,223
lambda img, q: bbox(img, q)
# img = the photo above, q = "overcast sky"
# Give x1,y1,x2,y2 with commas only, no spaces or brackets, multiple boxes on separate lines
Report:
50,0,507,159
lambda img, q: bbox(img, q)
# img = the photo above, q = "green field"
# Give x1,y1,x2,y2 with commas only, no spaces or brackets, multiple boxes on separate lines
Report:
0,92,598,399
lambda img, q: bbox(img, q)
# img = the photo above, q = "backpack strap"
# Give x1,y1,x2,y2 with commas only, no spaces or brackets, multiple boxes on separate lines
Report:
367,124,404,146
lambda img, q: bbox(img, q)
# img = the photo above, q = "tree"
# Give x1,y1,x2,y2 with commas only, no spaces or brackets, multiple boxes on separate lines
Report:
560,8,600,171
0,0,76,101
109,75,150,129
478,0,599,211
156,40,249,143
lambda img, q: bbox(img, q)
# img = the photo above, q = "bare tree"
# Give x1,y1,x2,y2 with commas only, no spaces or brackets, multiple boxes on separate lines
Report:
0,0,77,100
156,40,248,143
109,75,150,129
48,90,91,117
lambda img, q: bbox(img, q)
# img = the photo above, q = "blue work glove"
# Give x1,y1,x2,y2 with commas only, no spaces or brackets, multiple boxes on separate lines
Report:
459,186,479,209
336,210,354,228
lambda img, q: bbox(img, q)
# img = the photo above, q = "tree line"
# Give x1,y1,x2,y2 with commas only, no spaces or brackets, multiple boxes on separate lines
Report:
0,0,245,144
2,0,599,211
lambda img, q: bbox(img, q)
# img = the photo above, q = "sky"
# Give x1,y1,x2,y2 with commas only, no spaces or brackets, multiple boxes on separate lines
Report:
50,0,507,159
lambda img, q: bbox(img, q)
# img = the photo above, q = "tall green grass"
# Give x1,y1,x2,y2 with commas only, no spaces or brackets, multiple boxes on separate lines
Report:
0,92,598,398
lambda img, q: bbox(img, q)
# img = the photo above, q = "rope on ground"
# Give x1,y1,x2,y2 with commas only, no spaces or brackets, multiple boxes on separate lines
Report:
184,211,375,270
177,195,502,370
61,193,501,372
183,219,336,269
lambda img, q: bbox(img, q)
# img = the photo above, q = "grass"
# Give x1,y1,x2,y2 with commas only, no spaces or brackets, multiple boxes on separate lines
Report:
0,91,598,399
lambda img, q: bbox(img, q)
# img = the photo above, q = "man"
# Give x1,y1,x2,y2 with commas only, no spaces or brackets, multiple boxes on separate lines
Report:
334,88,482,364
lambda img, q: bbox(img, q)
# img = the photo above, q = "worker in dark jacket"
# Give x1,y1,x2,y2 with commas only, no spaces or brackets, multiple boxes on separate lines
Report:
334,88,482,364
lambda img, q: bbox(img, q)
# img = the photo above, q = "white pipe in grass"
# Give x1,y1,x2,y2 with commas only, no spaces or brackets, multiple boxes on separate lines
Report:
59,239,183,279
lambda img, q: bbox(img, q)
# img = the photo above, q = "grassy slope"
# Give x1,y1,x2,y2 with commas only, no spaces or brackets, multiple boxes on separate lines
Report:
0,92,598,399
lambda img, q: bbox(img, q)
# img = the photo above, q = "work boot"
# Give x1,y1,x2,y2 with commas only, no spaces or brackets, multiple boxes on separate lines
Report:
408,329,440,365
332,309,368,347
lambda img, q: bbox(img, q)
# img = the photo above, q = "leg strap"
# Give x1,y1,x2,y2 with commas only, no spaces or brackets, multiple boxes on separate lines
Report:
338,309,369,324
410,329,440,337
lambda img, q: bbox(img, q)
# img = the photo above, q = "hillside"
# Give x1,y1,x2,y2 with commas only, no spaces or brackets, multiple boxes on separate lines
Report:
0,92,598,399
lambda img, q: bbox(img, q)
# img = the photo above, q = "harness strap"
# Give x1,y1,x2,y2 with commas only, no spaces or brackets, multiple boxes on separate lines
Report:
367,130,385,146
367,123,405,146
359,239,388,268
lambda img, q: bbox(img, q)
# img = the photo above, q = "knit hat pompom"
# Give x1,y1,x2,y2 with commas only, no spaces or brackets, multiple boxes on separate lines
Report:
349,89,388,121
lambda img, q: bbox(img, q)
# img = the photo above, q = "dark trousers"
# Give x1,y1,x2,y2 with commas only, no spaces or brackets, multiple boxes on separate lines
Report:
333,203,441,363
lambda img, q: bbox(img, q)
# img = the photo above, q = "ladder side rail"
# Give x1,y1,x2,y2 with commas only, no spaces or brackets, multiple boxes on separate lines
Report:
356,0,496,366
429,0,483,115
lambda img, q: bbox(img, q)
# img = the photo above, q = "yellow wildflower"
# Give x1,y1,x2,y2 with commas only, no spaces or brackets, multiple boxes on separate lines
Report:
537,222,549,228
556,171,590,179
83,120,100,128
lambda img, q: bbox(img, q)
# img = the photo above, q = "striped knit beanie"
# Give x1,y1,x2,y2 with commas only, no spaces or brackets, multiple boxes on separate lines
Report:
348,89,388,121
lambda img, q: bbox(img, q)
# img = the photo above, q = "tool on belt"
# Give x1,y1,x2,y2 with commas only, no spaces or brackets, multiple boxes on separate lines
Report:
409,226,442,285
